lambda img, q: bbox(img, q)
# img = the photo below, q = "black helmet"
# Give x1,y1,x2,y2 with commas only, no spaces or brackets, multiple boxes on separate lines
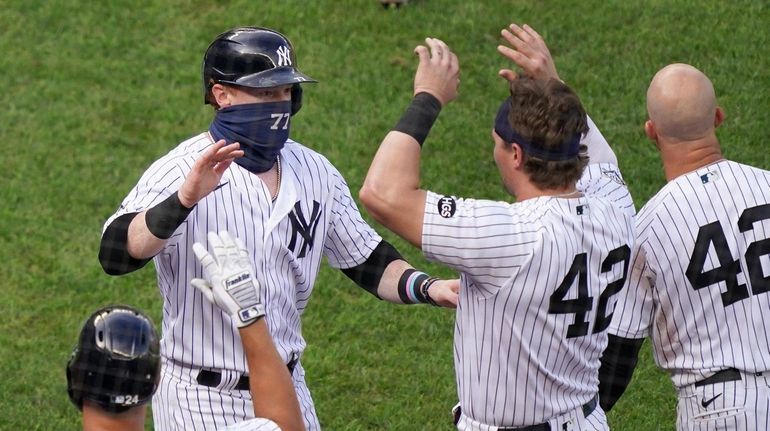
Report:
202,26,317,111
66,305,160,413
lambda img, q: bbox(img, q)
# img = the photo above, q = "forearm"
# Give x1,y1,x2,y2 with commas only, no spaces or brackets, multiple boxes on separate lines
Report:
127,191,194,258
375,259,413,303
126,211,168,259
240,320,305,431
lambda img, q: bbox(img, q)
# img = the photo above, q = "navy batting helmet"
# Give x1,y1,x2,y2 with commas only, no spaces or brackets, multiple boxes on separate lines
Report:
66,305,160,414
202,26,317,114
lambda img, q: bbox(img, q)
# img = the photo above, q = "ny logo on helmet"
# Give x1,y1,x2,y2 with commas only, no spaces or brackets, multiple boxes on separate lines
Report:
276,45,292,67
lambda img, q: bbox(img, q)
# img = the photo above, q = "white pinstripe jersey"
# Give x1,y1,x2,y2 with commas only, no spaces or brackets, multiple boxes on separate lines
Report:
103,133,381,407
609,160,770,388
422,164,635,427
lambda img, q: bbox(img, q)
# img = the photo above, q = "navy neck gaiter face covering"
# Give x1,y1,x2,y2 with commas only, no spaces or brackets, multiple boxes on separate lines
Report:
209,101,292,173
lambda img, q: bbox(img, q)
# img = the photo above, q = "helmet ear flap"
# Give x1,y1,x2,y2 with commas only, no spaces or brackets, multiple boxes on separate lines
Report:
291,84,303,116
204,78,218,106
66,348,84,411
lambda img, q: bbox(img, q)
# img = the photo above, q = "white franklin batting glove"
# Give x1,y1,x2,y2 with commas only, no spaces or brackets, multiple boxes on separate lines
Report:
191,231,265,328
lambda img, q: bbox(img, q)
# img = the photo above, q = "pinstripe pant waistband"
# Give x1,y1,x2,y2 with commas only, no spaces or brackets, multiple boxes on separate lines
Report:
196,355,298,391
455,395,597,431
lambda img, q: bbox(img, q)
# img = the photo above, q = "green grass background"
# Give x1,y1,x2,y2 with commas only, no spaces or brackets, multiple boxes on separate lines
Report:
0,0,767,429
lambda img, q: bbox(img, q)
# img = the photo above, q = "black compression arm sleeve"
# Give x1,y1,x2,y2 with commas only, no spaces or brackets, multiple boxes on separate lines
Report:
99,212,152,275
598,334,645,412
341,240,404,299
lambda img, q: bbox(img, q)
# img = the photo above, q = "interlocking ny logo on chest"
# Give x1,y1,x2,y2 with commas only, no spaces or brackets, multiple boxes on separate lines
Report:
288,201,321,258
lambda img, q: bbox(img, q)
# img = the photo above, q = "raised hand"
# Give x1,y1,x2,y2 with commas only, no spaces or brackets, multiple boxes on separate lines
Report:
413,37,461,106
497,24,560,83
191,231,265,328
178,140,243,208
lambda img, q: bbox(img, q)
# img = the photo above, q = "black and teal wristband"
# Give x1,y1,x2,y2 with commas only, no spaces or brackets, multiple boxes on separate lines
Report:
391,92,442,146
145,192,194,239
397,269,439,305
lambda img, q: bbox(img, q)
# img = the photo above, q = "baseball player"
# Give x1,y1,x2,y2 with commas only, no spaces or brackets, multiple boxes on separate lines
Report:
66,302,298,431
190,230,306,431
598,64,770,430
497,24,636,216
67,305,161,431
98,26,458,430
359,25,635,431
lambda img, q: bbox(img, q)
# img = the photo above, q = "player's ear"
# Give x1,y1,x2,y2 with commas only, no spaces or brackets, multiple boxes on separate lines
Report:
211,84,232,109
510,142,524,168
644,120,657,141
714,106,725,129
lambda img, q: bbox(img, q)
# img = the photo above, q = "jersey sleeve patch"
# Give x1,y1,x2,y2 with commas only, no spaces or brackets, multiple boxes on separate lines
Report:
437,196,457,218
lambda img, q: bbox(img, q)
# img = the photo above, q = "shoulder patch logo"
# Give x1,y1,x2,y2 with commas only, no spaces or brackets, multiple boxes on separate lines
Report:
438,196,456,218
601,168,627,186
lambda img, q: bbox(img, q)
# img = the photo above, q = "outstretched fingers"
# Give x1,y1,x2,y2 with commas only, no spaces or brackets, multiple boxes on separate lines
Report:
179,140,242,207
497,23,559,82
499,26,538,73
209,140,243,173
197,140,242,169
502,25,536,57
522,24,545,45
426,38,459,75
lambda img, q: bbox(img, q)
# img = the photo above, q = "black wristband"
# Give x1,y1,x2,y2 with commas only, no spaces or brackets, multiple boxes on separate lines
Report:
145,192,194,240
391,92,442,146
